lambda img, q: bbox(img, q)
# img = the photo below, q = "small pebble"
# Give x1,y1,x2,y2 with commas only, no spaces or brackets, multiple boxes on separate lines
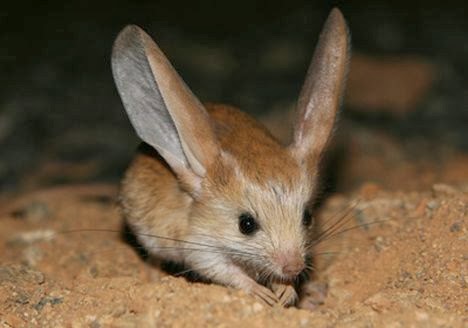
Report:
34,296,63,311
14,292,30,305
221,295,232,303
252,302,264,313
300,317,309,326
426,200,439,210
449,222,461,232
111,305,126,318
0,264,45,284
432,183,457,197
415,311,429,321
10,201,51,222
374,236,386,252
364,292,392,312
89,321,101,328
8,229,55,246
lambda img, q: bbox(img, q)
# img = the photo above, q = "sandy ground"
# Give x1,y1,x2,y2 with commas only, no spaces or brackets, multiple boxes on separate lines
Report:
1,2,467,327
0,174,466,327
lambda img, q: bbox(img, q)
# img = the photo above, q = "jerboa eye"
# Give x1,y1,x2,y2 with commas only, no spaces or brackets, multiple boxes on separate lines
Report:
238,213,259,235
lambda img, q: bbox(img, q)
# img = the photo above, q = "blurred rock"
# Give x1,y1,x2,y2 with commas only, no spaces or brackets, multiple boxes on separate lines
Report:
346,54,436,116
8,229,55,247
432,183,458,197
0,264,45,285
10,201,52,222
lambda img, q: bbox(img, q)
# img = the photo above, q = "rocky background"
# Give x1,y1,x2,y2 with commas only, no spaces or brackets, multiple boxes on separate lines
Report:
1,0,467,193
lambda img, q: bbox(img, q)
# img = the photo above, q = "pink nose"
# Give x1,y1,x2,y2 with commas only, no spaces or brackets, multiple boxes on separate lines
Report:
275,251,305,277
282,260,305,277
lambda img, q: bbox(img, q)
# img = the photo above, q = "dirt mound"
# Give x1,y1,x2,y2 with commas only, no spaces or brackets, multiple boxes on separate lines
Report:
0,183,465,327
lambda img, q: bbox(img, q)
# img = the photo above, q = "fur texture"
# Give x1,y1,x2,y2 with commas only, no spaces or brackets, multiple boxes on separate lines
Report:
114,8,350,306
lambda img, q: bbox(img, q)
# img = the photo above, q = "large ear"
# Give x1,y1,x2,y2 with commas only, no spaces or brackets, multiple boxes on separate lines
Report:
289,8,350,166
111,25,219,186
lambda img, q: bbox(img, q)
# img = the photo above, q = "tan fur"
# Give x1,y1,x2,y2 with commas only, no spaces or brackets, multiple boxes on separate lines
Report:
120,104,313,263
120,144,193,263
114,8,350,306
207,103,304,184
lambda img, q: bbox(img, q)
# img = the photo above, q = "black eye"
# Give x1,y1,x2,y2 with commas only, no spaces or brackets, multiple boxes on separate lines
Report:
302,208,313,226
238,213,259,235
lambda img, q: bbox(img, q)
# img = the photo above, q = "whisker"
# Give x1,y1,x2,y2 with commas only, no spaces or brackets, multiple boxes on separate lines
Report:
145,246,262,257
309,250,341,257
170,261,221,278
310,218,389,249
57,229,223,251
317,219,388,243
71,245,256,259
76,245,146,258
172,266,202,277
54,228,261,258
314,200,360,242
304,265,315,272
188,233,264,256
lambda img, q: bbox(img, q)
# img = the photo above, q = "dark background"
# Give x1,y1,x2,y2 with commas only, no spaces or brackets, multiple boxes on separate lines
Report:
1,0,467,192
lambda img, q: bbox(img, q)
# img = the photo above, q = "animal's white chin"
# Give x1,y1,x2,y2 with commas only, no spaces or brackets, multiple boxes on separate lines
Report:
251,267,298,284
230,258,300,284
273,272,298,283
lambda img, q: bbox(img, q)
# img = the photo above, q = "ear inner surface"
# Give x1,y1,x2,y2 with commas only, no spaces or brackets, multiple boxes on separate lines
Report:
142,32,219,177
112,25,219,180
112,25,188,173
291,8,351,165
